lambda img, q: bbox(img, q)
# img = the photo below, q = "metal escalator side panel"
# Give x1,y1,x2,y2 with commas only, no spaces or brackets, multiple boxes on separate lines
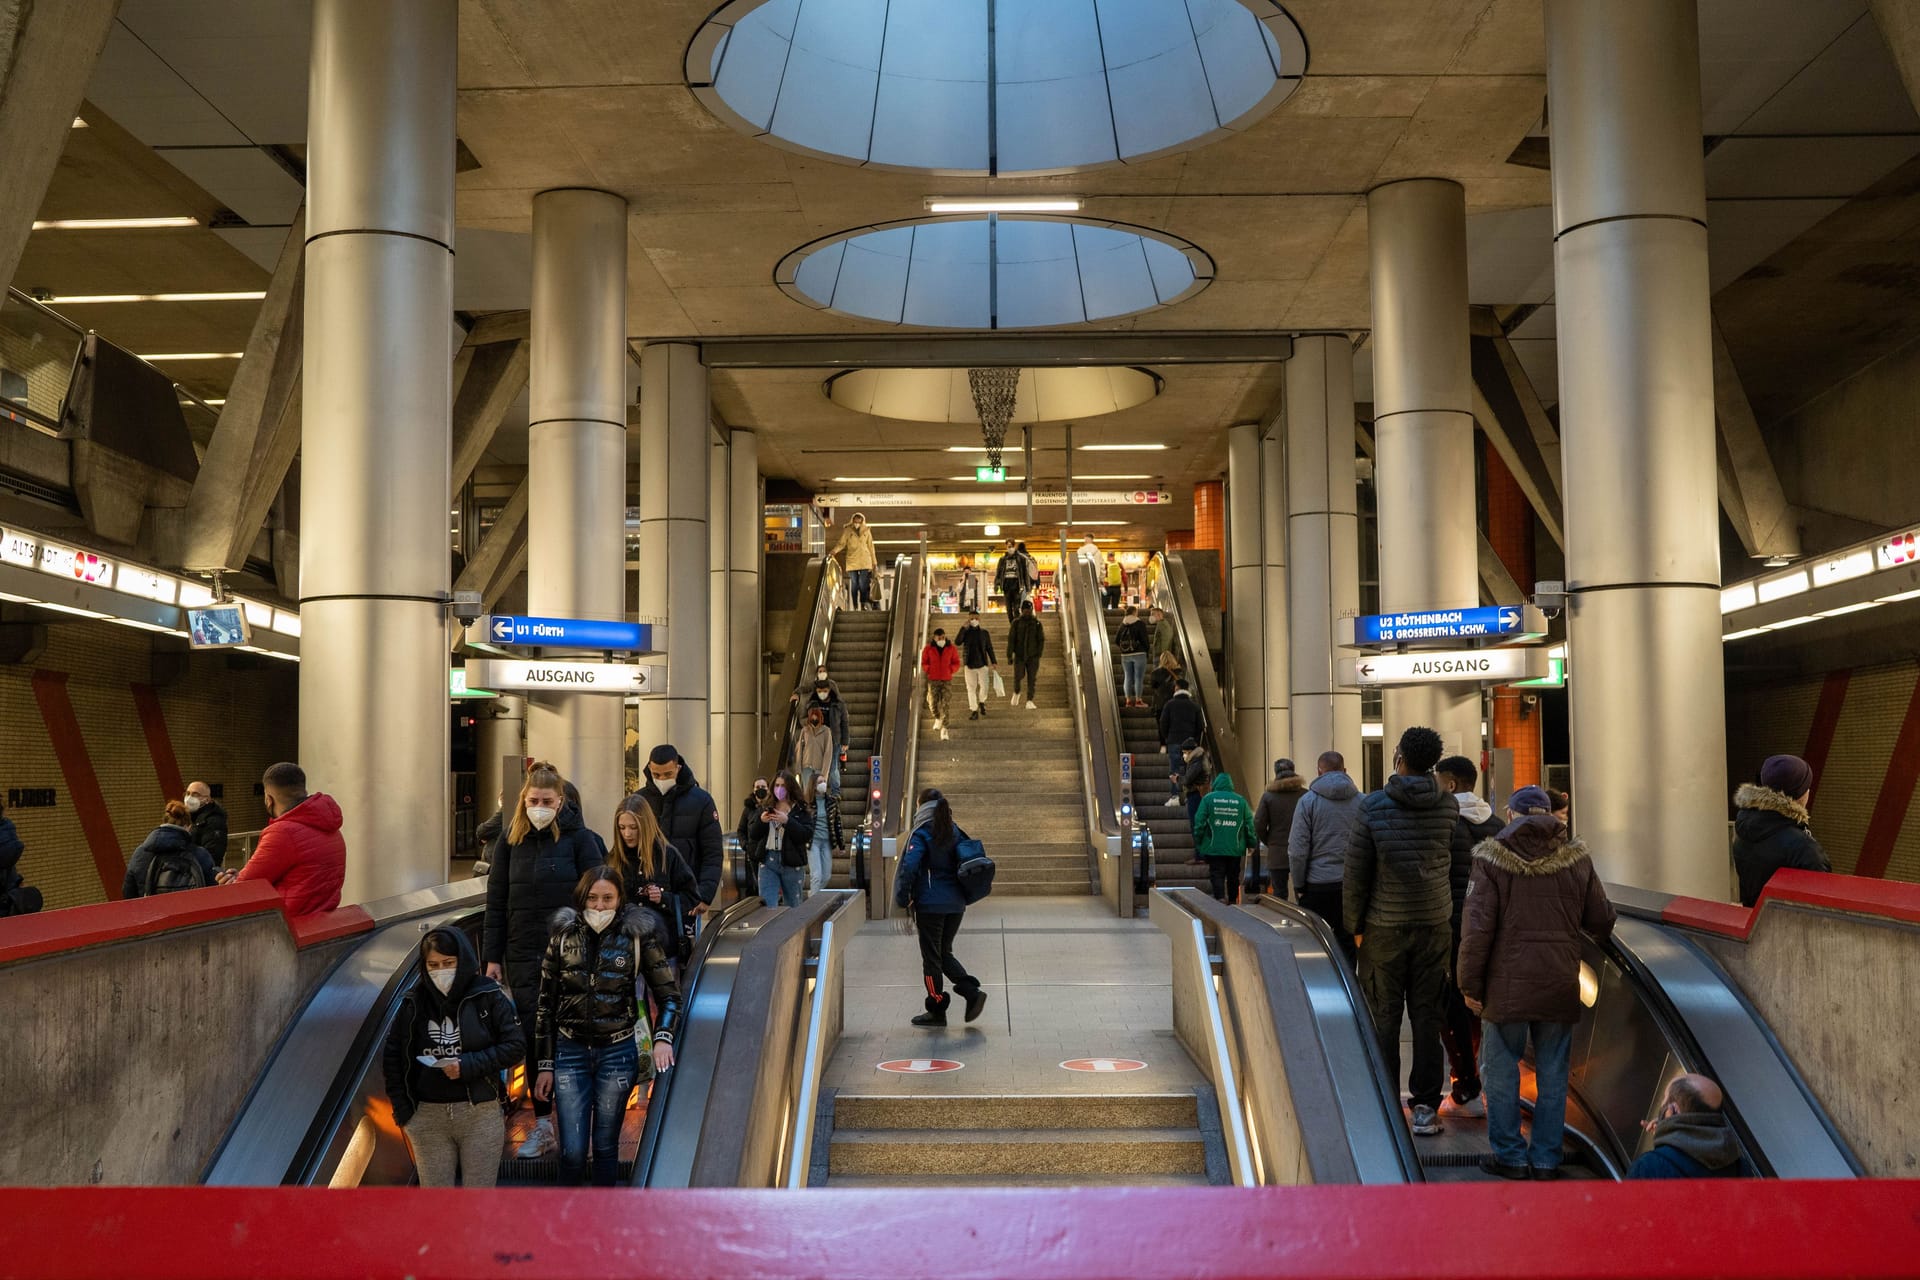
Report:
1607,916,1860,1178
1155,553,1253,796
1065,555,1125,840
760,556,836,785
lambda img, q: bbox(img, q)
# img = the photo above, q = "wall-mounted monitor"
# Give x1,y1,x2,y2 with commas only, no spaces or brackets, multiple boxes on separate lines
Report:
186,604,249,649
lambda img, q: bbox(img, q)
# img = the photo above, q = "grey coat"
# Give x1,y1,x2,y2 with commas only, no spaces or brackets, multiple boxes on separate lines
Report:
1288,771,1360,891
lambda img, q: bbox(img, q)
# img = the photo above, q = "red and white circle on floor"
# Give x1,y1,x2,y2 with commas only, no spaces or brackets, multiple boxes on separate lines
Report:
1060,1057,1148,1073
876,1058,965,1074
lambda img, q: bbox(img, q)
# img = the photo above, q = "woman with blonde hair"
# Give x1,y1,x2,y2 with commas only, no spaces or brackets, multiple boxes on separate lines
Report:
832,511,878,609
481,760,602,1159
610,796,700,961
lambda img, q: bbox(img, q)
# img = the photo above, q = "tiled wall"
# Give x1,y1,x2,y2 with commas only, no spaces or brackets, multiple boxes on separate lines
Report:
1728,660,1920,885
1,619,297,910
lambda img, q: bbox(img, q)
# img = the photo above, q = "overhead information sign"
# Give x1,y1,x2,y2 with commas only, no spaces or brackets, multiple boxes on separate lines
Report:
1341,605,1546,647
470,614,658,652
462,659,666,695
1338,647,1549,688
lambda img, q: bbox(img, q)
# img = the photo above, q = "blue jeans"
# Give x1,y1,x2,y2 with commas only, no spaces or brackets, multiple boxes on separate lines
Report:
553,1033,638,1187
1481,1019,1573,1171
808,831,832,895
846,568,872,609
1122,652,1147,699
759,860,804,906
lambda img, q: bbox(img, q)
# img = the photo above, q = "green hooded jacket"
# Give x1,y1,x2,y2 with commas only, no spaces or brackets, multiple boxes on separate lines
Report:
1194,773,1256,859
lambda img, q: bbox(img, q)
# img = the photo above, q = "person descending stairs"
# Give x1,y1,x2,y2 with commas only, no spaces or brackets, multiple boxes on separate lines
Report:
819,608,888,887
915,605,1092,895
1106,608,1207,892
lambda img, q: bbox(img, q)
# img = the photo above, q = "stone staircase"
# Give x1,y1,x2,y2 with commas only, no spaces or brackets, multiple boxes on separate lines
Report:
1105,609,1207,893
912,609,1092,895
823,608,888,887
823,1093,1216,1186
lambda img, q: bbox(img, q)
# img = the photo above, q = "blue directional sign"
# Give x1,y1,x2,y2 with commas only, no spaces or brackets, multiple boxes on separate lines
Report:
484,614,652,651
1353,606,1527,644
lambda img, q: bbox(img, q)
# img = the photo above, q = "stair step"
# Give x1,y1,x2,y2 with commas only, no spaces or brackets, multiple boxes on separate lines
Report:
829,1173,1212,1188
829,1127,1207,1176
835,1093,1200,1131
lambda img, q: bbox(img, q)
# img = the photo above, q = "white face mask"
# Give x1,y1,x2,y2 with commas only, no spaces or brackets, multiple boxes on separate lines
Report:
583,907,616,932
526,806,556,831
816,781,829,796
183,795,203,812
428,969,456,995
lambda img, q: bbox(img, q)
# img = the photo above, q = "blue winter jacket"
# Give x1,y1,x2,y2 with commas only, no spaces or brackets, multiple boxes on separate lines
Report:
896,821,970,915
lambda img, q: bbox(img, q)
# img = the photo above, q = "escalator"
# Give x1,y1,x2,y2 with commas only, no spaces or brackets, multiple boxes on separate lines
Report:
821,608,887,887
1176,888,1859,1184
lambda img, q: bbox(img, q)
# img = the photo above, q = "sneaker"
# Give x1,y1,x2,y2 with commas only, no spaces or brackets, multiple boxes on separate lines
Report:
1163,795,1184,808
1025,700,1036,710
1012,693,1022,707
1410,1104,1442,1136
963,987,988,1023
1442,1092,1486,1118
931,718,942,730
1480,1155,1529,1180
941,726,951,741
514,1115,557,1159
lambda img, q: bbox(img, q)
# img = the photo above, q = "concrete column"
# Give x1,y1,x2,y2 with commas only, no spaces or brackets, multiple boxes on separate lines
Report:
1286,335,1363,769
1367,179,1481,761
1547,0,1725,897
526,188,628,831
708,435,730,808
636,343,712,781
1226,423,1267,778
728,428,764,805
474,694,526,823
300,0,455,902
1259,423,1291,765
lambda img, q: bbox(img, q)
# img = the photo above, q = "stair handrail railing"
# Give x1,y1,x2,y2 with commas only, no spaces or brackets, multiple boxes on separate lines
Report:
1061,550,1124,848
876,553,929,860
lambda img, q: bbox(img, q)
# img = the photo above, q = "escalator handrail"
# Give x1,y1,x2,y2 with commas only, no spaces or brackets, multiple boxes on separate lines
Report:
629,893,772,1187
1062,555,1123,838
760,555,844,783
1147,552,1254,795
877,553,929,842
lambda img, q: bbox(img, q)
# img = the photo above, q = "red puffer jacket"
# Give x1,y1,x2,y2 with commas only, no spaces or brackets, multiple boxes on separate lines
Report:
236,792,347,916
920,638,962,681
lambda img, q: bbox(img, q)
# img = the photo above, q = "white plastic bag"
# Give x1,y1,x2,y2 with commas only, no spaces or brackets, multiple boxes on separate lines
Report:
991,669,1006,698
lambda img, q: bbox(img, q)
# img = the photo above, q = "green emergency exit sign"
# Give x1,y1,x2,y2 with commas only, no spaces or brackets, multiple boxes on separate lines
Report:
975,465,1006,483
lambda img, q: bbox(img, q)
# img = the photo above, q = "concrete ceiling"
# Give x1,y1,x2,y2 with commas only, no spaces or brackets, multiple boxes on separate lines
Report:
7,0,1920,551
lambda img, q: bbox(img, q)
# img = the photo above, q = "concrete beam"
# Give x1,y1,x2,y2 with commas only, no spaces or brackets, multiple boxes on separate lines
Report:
1478,531,1526,606
0,0,120,298
1871,1,1920,116
483,534,528,612
1711,316,1801,561
450,338,528,491
177,213,306,571
452,476,528,609
465,310,530,345
693,331,1296,369
1471,334,1567,548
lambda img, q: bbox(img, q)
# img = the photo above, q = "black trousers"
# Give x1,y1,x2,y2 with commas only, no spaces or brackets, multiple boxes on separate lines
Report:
915,911,979,999
1247,845,1286,898
1103,584,1121,609
1298,882,1355,965
1357,922,1451,1111
1001,586,1023,616
1011,655,1040,699
505,959,551,1117
1207,855,1243,903
1440,922,1483,1101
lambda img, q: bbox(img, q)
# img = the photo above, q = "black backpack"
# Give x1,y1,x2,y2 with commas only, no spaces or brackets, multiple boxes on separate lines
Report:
145,845,209,896
953,836,995,905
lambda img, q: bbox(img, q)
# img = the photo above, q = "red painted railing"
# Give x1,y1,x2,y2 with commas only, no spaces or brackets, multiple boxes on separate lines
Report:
0,882,373,964
0,1182,1914,1279
1662,869,1920,941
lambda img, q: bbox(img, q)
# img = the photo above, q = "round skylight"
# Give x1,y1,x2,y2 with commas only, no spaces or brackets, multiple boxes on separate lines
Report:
826,366,1162,423
687,0,1308,176
777,215,1214,329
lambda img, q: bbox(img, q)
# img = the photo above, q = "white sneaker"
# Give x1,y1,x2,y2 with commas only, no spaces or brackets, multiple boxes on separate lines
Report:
1163,795,1184,808
932,718,942,730
941,726,951,740
1025,700,1036,710
515,1115,557,1159
1011,693,1021,707
1441,1093,1487,1118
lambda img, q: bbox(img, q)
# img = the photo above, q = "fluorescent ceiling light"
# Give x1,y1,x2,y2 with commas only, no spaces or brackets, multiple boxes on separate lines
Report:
135,351,245,361
237,598,274,629
24,599,110,620
1723,626,1771,641
947,474,1023,482
1810,549,1874,587
1755,569,1809,603
1361,722,1384,740
1876,587,1920,604
1719,582,1756,614
1076,474,1153,480
48,291,266,304
270,610,302,637
71,117,87,128
830,476,913,482
862,522,923,528
32,216,198,230
873,539,923,546
945,446,996,453
1816,601,1879,618
1765,614,1817,630
1078,443,1169,452
925,198,1082,214
177,581,214,608
1058,521,1126,527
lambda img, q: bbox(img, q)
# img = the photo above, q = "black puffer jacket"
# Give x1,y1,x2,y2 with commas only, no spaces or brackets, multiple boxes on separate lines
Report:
1731,784,1830,907
190,799,229,864
484,803,604,966
0,816,25,905
738,799,816,872
615,836,701,943
1343,772,1456,935
637,762,725,905
381,927,525,1126
536,906,682,1071
121,823,216,898
1158,691,1204,749
1255,775,1307,852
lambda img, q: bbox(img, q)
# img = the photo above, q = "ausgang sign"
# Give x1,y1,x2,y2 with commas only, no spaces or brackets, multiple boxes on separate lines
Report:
1337,648,1548,688
462,659,667,695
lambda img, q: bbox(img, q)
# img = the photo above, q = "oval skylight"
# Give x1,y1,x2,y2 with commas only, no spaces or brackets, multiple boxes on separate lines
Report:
777,215,1214,329
826,366,1162,423
687,0,1308,176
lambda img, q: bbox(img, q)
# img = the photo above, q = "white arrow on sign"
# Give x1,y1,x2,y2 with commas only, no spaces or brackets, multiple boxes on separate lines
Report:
1338,647,1549,688
490,617,513,641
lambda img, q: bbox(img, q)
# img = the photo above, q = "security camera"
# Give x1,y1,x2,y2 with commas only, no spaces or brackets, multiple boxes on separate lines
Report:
450,590,485,624
1532,579,1568,619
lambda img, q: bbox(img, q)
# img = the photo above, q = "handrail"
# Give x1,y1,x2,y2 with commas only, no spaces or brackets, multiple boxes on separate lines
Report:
760,556,843,783
877,553,929,849
783,889,867,1187
1148,552,1253,793
1149,888,1257,1185
1062,553,1123,848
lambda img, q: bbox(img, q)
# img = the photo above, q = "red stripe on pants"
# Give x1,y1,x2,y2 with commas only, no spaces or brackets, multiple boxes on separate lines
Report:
1801,670,1851,802
1857,672,1920,879
129,683,184,801
30,670,126,897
